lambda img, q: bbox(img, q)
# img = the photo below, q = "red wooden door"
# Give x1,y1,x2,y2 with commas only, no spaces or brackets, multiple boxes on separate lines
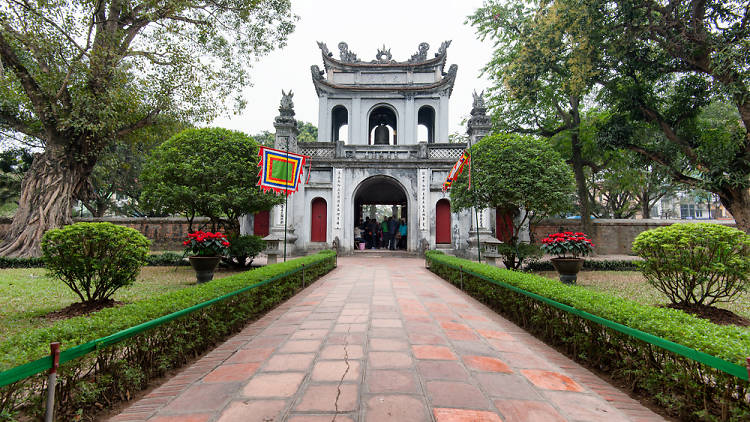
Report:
435,199,451,244
311,198,327,242
253,210,270,237
496,208,514,243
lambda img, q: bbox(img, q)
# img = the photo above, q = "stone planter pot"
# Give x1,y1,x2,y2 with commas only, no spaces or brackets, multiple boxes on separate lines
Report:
550,257,584,285
189,256,222,283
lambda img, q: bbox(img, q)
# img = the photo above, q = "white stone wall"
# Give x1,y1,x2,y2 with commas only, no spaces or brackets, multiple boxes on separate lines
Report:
289,165,477,254
318,93,448,145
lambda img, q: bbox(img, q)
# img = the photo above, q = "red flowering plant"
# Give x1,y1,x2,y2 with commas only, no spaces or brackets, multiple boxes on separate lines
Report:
540,232,594,258
183,231,231,257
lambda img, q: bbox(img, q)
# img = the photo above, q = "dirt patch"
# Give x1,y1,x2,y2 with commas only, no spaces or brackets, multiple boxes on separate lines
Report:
44,299,125,321
665,303,750,327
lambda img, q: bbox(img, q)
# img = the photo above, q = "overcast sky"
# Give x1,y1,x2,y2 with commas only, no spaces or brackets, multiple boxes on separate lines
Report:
213,0,493,137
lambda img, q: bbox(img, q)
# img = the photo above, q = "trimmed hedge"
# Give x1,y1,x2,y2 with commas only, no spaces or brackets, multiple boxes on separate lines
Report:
0,252,189,269
524,259,640,272
426,251,750,421
145,252,189,266
0,257,44,268
0,250,336,420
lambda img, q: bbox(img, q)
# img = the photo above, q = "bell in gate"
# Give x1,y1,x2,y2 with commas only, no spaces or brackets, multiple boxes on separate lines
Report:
374,124,389,145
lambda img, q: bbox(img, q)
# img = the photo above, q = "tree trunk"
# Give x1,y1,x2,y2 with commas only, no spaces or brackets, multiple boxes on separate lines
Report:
570,133,593,234
720,188,750,233
641,201,651,218
0,146,92,257
82,197,109,217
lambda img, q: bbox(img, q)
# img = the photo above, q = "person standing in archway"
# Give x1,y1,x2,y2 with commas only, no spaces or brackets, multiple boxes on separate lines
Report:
381,217,390,249
367,217,377,249
388,216,398,250
398,218,407,250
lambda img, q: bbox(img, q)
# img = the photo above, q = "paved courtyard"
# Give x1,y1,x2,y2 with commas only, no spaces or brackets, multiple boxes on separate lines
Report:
110,256,665,422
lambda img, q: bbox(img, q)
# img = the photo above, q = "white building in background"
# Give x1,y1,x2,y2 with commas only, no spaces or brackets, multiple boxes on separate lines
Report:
242,41,503,255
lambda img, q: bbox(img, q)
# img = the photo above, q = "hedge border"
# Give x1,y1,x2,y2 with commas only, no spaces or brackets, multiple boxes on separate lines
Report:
0,253,192,269
524,259,640,272
426,251,750,421
0,250,336,420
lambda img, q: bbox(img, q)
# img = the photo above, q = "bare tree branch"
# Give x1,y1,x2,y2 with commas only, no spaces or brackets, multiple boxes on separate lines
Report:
626,144,702,187
115,108,162,137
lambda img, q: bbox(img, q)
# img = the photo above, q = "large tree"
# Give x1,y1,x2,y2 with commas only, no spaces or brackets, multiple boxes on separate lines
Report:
468,0,603,233
550,0,750,231
450,133,575,268
0,0,295,256
140,128,282,233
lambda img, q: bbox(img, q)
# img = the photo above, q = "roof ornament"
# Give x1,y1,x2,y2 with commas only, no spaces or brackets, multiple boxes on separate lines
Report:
436,40,452,57
275,90,296,126
338,42,359,62
317,41,332,57
468,90,492,131
472,90,486,110
279,90,294,115
409,42,430,62
374,45,393,64
310,65,324,81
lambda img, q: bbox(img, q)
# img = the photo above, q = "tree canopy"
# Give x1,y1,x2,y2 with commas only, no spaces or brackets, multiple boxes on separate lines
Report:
588,0,750,230
451,133,575,268
468,0,603,232
0,0,295,256
469,0,750,231
140,128,282,233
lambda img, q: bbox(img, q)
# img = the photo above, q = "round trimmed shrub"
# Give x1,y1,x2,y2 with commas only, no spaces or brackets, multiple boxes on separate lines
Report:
632,223,750,306
41,222,150,304
224,234,265,268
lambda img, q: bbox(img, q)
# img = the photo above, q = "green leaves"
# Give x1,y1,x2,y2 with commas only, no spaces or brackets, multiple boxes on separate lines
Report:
41,222,150,304
426,251,750,420
450,133,575,220
0,250,335,418
632,223,750,306
140,127,283,231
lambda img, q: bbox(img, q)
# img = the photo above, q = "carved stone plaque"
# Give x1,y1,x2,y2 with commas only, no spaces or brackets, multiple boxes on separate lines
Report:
333,168,344,230
418,169,429,231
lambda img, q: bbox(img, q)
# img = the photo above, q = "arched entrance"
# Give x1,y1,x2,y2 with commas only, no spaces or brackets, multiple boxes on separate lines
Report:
353,175,408,250
311,198,327,242
436,199,451,244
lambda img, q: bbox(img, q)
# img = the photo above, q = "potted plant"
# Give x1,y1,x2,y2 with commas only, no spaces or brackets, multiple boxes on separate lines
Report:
540,232,594,284
183,231,230,283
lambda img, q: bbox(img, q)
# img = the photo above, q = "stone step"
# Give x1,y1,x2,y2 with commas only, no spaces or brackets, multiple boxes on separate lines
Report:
352,249,419,258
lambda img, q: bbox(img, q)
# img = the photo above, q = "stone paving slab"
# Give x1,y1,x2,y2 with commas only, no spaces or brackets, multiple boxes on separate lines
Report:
110,257,665,422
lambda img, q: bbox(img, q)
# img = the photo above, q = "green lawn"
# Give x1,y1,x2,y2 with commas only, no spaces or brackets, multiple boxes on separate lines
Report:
535,270,750,321
0,200,17,218
0,266,238,340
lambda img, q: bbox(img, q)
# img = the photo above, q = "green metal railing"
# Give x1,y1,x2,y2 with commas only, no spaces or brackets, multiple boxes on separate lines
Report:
0,255,332,388
428,255,750,381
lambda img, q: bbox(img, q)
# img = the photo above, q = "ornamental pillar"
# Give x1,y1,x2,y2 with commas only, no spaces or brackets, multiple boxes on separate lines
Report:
270,90,300,255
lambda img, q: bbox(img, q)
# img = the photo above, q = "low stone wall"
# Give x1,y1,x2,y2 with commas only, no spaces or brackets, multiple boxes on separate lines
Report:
0,216,738,254
532,218,737,255
0,216,209,250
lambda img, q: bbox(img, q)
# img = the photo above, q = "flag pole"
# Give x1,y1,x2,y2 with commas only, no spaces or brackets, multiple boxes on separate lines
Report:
283,136,289,262
468,138,481,264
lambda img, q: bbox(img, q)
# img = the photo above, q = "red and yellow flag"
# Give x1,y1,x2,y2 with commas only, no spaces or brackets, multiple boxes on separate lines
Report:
257,146,309,196
443,150,470,192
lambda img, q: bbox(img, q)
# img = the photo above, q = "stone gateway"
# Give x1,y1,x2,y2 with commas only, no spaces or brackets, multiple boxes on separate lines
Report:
243,41,498,255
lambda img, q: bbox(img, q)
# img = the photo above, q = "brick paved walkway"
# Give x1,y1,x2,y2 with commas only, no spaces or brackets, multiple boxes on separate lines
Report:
110,256,665,422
